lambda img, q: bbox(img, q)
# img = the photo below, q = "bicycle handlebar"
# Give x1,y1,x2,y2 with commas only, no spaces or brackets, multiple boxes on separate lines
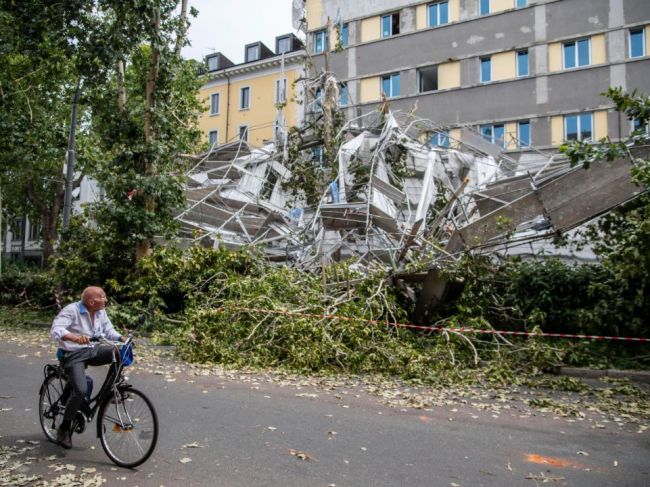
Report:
83,335,132,348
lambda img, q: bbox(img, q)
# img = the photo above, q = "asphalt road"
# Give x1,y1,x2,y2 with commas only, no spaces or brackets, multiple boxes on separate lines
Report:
1,333,649,487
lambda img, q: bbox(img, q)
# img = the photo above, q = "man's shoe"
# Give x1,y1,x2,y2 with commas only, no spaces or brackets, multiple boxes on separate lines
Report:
56,427,72,449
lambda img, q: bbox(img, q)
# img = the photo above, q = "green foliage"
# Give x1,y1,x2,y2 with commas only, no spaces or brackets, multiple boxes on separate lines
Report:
558,88,650,335
116,246,593,382
110,246,455,380
443,255,648,338
0,266,57,307
50,216,134,302
281,99,347,206
0,3,94,262
0,1,202,266
85,5,203,258
0,305,52,328
126,245,265,311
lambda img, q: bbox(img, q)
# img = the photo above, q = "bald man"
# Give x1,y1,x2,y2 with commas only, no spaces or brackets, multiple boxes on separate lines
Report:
50,286,125,449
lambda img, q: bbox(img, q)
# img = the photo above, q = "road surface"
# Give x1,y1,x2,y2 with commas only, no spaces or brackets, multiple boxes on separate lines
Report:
1,326,648,486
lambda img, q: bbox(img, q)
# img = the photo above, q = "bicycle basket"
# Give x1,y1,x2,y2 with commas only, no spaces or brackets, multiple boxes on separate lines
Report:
120,343,134,366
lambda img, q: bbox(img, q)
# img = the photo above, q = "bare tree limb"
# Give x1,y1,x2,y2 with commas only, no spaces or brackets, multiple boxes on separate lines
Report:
174,0,189,59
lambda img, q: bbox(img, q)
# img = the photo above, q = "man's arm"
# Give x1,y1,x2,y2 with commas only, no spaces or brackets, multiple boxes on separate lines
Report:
99,311,125,342
51,304,90,344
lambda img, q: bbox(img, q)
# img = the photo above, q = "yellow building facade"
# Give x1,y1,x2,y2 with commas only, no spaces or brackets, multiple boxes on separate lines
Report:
198,43,306,148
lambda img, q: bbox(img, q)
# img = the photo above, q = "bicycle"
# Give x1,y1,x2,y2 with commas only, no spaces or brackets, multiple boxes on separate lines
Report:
38,334,158,468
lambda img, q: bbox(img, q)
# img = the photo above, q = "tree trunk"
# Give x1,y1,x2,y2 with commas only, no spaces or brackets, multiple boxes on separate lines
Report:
144,8,160,146
136,6,161,263
27,179,64,268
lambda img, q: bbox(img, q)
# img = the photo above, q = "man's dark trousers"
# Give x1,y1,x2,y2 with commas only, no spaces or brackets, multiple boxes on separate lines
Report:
61,345,116,422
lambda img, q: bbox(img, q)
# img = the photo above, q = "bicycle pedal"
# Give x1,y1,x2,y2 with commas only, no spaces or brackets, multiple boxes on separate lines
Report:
74,413,87,433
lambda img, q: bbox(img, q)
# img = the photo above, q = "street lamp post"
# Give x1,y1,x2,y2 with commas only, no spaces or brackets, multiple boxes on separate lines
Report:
62,79,81,233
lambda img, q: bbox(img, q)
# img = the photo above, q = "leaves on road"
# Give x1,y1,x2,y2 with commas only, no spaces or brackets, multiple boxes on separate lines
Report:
181,442,204,449
287,449,313,461
1,443,106,486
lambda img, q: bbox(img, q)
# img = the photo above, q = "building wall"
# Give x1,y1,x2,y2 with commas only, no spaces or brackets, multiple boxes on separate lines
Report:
305,0,650,151
199,56,305,148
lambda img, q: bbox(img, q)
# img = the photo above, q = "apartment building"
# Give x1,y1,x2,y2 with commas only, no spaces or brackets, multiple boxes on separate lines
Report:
2,177,103,267
2,216,42,267
198,34,307,148
304,0,650,153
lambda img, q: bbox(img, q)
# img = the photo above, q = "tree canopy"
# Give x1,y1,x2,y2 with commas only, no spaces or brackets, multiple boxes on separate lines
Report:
0,0,203,266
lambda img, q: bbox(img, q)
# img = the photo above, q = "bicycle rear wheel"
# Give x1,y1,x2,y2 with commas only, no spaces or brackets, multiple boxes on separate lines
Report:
38,372,67,442
98,387,158,468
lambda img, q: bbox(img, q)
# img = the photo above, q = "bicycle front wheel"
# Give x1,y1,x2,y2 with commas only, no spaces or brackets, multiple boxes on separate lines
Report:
39,373,66,442
98,387,158,468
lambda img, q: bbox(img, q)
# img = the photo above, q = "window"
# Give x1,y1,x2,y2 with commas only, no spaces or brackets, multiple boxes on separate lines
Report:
480,57,491,82
518,121,531,148
240,86,250,110
340,23,349,48
339,83,349,107
563,38,590,68
12,218,24,242
207,55,219,71
210,93,220,115
381,13,400,38
208,130,218,146
275,78,287,104
418,66,438,92
630,28,645,58
516,0,528,7
632,118,649,134
481,124,506,148
314,88,323,112
479,0,490,15
28,223,40,242
311,146,324,167
314,29,327,54
246,45,260,62
239,125,248,142
430,131,450,147
565,113,593,141
517,50,529,77
428,2,449,28
381,73,400,98
277,37,292,54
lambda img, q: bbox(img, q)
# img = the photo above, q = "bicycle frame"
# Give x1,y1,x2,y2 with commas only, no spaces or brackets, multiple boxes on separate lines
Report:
42,337,134,438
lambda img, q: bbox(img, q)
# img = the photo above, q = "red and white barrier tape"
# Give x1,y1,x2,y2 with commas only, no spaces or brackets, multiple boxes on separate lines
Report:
215,306,650,343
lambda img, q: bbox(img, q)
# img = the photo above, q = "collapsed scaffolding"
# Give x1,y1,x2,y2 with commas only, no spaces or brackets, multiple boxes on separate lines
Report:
176,72,645,308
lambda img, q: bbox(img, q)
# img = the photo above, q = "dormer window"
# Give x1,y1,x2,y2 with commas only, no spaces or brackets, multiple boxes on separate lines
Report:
277,37,292,54
275,34,303,55
244,42,274,62
207,55,219,71
204,53,234,72
246,45,260,62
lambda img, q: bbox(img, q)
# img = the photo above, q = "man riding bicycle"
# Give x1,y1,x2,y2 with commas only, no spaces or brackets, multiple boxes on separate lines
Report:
50,286,125,449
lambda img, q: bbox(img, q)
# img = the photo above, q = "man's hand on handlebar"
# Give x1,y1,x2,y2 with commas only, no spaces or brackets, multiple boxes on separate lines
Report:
63,332,128,346
62,333,90,344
